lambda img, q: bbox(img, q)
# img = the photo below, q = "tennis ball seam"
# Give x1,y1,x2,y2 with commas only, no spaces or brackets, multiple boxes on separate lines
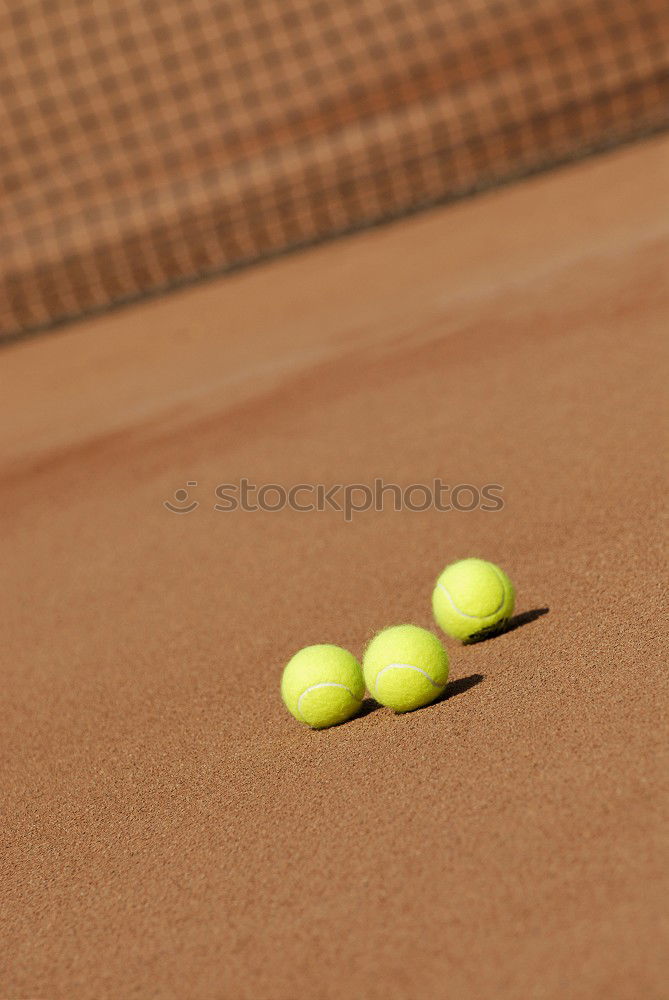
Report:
436,568,506,620
373,662,447,697
295,682,362,723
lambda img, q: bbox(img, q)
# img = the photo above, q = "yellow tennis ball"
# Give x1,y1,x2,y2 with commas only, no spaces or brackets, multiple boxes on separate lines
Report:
363,624,449,712
281,644,365,729
432,557,515,642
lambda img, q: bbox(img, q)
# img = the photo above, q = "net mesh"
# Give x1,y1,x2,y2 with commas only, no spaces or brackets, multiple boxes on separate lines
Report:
2,0,668,339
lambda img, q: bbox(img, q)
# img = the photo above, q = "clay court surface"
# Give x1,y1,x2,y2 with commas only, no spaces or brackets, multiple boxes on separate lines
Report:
2,135,668,997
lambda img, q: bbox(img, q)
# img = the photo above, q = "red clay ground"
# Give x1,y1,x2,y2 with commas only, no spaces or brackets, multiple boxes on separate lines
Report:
2,136,668,999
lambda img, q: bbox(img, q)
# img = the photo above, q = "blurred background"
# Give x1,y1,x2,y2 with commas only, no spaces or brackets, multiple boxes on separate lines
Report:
2,0,667,341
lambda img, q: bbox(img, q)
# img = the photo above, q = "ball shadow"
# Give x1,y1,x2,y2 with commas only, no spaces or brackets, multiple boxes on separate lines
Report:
351,674,484,723
357,697,383,720
465,606,550,644
433,672,484,706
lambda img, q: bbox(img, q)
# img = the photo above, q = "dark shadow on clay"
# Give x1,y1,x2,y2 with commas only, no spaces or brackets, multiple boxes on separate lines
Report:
444,672,484,699
402,673,485,714
465,606,550,644
350,673,484,723
432,672,484,706
356,697,383,720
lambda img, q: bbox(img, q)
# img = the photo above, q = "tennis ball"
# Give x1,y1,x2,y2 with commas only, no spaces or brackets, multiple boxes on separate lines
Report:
281,644,365,729
363,624,449,712
432,557,515,642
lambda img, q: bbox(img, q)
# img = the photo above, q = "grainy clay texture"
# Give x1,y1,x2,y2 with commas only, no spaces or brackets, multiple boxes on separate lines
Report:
2,136,668,999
